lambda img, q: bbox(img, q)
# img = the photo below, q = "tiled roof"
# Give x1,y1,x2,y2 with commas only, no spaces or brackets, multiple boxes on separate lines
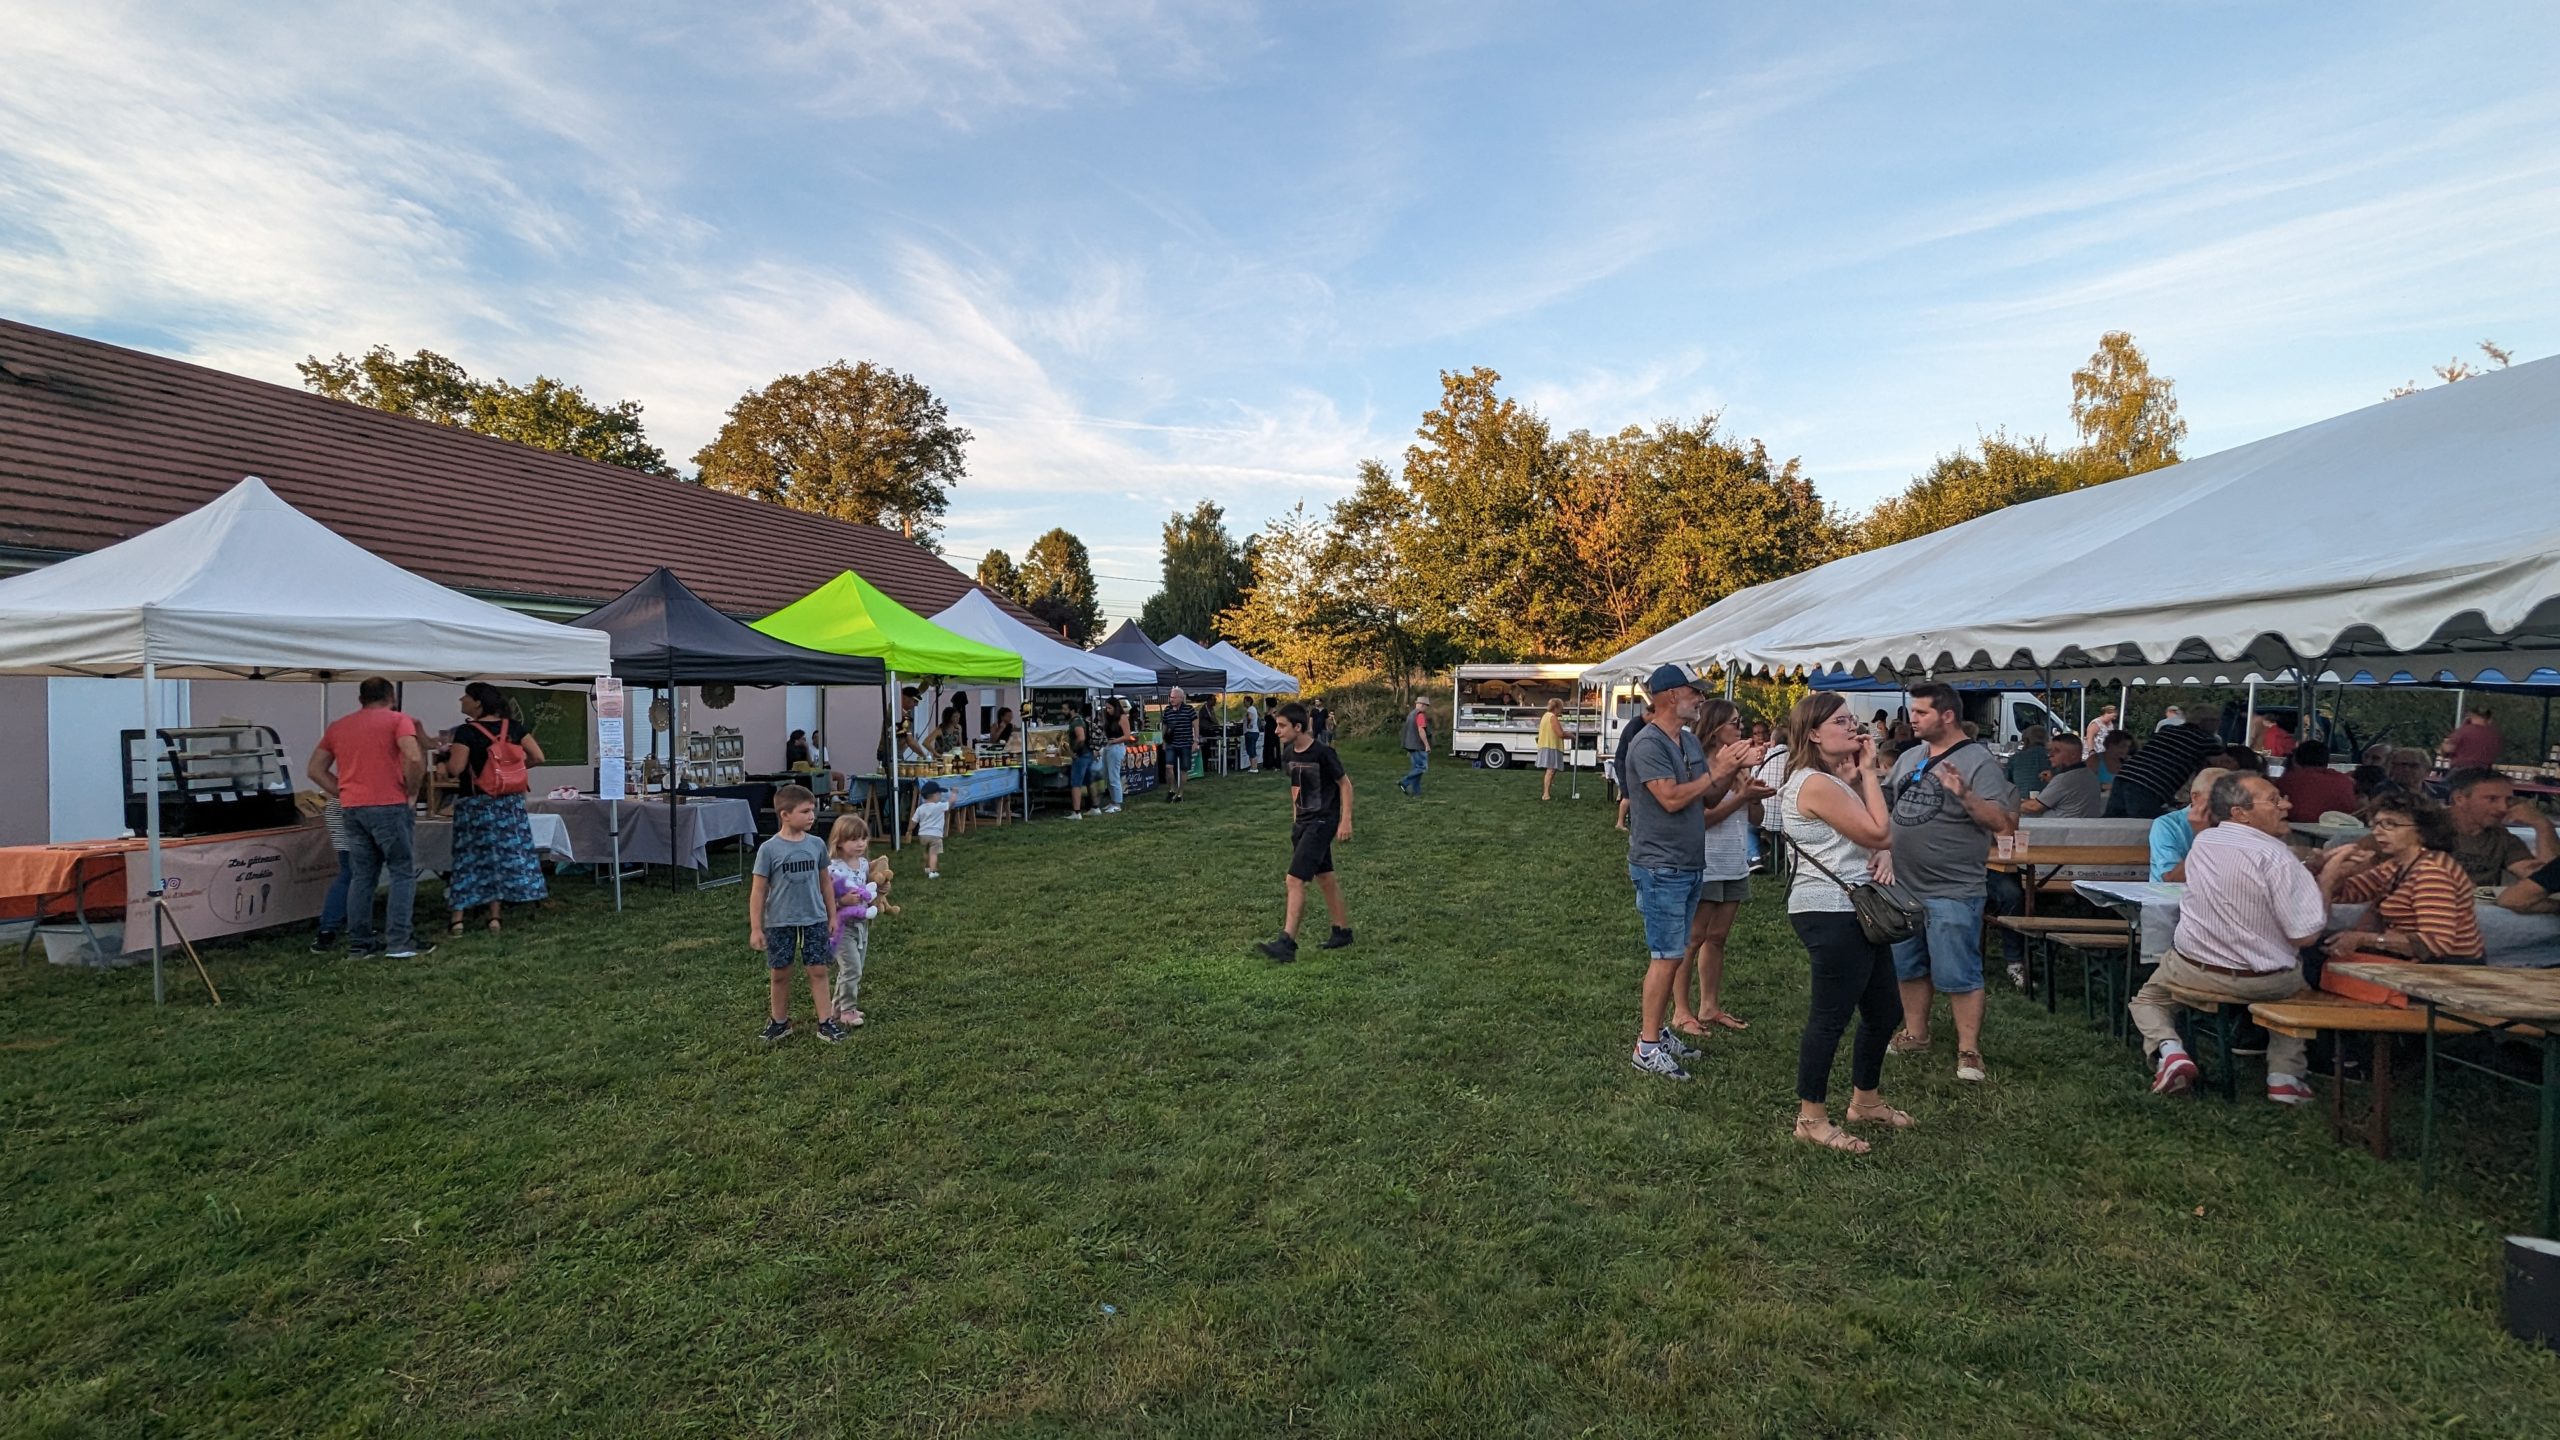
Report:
0,316,1043,628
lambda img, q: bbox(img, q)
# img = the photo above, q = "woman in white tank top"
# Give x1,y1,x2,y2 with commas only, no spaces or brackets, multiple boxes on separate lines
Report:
1778,692,1912,1154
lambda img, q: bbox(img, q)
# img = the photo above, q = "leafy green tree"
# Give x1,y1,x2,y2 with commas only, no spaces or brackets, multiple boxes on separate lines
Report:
2069,330,2186,476
297,345,674,475
1316,459,1449,676
1137,500,1254,642
693,360,969,545
1216,503,1334,685
1398,367,1566,658
1553,418,1839,654
1859,431,2077,550
975,548,1024,603
1018,528,1104,643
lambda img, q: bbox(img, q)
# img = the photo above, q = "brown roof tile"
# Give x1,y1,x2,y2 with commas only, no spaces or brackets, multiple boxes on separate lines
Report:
0,316,1045,628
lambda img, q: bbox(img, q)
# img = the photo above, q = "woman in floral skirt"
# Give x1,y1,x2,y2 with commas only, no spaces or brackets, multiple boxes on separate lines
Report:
443,681,548,937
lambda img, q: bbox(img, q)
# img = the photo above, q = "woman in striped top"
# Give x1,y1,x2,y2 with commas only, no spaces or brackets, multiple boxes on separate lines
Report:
2316,795,2484,963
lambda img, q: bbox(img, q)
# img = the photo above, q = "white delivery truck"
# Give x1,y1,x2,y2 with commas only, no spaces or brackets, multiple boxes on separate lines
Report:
1450,664,1621,769
1590,681,2076,780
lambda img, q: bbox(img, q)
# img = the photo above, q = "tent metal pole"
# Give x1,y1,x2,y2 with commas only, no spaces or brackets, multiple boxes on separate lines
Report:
888,669,903,852
667,660,681,890
2243,682,2257,749
145,658,165,1006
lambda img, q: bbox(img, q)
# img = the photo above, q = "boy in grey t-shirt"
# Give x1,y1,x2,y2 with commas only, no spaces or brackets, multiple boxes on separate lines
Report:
750,785,845,1045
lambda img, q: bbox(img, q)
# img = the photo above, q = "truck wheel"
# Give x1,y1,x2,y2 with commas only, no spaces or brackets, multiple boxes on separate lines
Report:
1480,745,1511,770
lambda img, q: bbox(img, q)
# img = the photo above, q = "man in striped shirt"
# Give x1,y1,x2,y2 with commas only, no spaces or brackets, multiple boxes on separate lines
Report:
2105,702,2225,821
2128,772,2324,1104
1160,689,1196,804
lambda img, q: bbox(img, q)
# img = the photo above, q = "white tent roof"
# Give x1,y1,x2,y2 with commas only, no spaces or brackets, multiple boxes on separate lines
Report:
1590,355,2560,686
1207,640,1300,694
0,476,613,680
927,588,1152,690
1157,634,1241,691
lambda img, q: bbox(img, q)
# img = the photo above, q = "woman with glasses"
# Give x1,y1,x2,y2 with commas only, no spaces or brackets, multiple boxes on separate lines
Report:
2315,795,2484,963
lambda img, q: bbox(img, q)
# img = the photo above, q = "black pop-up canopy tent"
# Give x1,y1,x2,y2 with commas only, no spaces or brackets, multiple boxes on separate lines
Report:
1091,620,1222,695
573,567,886,687
570,568,885,892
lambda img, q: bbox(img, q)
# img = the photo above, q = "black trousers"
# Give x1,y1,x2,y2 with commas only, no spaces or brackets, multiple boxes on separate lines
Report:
2104,778,2172,820
1791,910,1904,1104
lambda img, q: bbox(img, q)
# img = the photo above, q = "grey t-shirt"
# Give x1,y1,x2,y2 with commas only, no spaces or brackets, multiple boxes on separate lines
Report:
2031,763,2103,819
754,832,831,929
1886,739,2015,898
1625,722,1709,871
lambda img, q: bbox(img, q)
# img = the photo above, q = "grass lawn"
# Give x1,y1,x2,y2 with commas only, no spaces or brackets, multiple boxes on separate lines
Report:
8,737,2560,1437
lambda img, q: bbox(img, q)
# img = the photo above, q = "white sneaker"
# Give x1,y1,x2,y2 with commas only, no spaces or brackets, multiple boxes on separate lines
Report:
1068,812,1083,821
1630,1043,1692,1081
1104,805,1121,814
926,870,940,879
1655,1028,1700,1061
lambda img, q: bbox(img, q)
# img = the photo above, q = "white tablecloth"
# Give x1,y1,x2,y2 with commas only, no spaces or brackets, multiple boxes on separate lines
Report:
2018,816,2154,846
2075,879,2560,968
414,812,574,872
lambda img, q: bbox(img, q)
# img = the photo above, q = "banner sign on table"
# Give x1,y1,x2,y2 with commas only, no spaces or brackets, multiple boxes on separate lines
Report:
595,677,626,802
124,825,335,952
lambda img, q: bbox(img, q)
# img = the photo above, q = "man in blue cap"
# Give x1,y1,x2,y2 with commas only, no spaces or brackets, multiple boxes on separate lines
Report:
1624,662,1757,1079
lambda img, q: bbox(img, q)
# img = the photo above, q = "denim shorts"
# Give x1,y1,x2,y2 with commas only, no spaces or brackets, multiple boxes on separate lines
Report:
765,923,833,971
1069,754,1096,787
1890,895,1987,992
1629,864,1705,959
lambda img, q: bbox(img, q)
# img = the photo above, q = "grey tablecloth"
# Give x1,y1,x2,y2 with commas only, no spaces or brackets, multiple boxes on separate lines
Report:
527,797,757,870
2075,880,2560,968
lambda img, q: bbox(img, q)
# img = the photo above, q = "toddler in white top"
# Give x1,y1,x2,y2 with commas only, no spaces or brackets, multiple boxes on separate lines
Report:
908,781,952,878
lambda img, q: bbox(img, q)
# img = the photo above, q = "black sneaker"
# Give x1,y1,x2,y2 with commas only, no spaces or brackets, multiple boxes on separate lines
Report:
816,1020,849,1044
1319,926,1354,950
1256,934,1299,962
310,930,339,953
759,1019,791,1043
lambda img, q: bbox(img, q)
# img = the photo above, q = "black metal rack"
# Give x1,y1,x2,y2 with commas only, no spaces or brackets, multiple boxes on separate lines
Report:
121,724,299,837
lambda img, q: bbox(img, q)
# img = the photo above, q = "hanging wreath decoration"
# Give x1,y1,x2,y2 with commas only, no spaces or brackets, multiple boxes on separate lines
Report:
701,683,737,710
648,698,672,733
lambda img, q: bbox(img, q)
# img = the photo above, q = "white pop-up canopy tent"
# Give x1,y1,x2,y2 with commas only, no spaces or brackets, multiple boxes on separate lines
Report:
928,589,1153,691
1207,640,1300,695
0,475,614,1001
1591,354,2560,688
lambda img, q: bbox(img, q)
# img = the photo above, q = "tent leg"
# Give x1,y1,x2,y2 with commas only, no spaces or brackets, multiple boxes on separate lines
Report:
888,670,903,852
145,659,165,1006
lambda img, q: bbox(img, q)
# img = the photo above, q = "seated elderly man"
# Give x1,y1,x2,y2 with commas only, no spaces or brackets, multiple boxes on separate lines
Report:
2148,767,2232,882
2107,703,2225,820
2130,773,2323,1103
2274,739,2357,820
2384,747,2435,798
2005,725,2053,790
2443,767,2559,887
2021,735,2103,818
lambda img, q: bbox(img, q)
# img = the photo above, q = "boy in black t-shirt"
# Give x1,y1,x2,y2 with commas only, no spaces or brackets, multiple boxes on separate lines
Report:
1256,702,1355,962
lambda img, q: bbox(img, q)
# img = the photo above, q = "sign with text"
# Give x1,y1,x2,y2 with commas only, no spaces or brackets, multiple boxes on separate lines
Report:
124,824,336,952
595,677,627,802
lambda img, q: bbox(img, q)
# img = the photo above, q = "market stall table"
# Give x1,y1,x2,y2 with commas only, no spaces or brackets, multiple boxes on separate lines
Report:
527,796,757,872
414,811,576,873
2329,961,2560,1236
848,766,1022,832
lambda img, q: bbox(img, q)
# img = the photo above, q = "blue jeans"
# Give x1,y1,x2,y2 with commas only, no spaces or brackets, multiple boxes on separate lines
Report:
319,849,354,933
1104,743,1127,806
1401,748,1428,794
342,804,417,953
1629,864,1705,959
1890,894,1988,994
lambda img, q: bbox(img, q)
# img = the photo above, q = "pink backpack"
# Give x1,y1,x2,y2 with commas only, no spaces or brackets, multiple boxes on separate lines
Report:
471,719,531,796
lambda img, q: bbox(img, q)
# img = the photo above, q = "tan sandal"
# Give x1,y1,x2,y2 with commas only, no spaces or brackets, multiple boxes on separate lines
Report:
1670,1015,1713,1039
1845,1101,1916,1129
1705,1010,1749,1032
1793,1116,1870,1154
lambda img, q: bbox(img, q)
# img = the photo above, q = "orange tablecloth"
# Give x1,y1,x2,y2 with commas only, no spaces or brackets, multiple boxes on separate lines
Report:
0,839,139,922
0,826,323,922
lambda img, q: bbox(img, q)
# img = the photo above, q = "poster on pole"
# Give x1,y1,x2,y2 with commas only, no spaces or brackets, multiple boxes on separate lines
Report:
595,677,627,801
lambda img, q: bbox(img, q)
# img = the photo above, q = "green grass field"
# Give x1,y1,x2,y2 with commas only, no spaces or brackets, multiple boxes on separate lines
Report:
9,739,2560,1437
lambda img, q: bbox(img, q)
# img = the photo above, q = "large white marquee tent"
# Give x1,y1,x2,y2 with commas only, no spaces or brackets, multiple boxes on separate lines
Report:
1588,355,2560,688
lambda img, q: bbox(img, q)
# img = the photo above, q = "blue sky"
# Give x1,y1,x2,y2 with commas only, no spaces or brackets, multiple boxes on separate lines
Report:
4,3,2555,621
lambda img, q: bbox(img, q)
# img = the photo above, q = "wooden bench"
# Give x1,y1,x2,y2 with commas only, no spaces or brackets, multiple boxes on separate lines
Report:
1991,916,2131,1014
2251,994,2545,1159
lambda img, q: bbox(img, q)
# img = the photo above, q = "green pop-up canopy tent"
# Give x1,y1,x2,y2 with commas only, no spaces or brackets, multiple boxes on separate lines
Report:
752,571,1023,846
753,571,1024,679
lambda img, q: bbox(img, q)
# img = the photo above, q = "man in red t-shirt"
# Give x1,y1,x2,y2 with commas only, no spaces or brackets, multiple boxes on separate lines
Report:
2440,706,2503,770
309,677,430,958
2272,739,2356,821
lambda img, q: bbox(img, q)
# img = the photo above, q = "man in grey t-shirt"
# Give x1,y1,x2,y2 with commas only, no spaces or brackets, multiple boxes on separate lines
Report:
1882,683,2016,1084
1624,664,1755,1081
2021,735,2103,819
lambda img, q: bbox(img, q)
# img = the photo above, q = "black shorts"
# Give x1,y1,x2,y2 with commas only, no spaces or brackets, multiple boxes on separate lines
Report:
1288,818,1336,881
